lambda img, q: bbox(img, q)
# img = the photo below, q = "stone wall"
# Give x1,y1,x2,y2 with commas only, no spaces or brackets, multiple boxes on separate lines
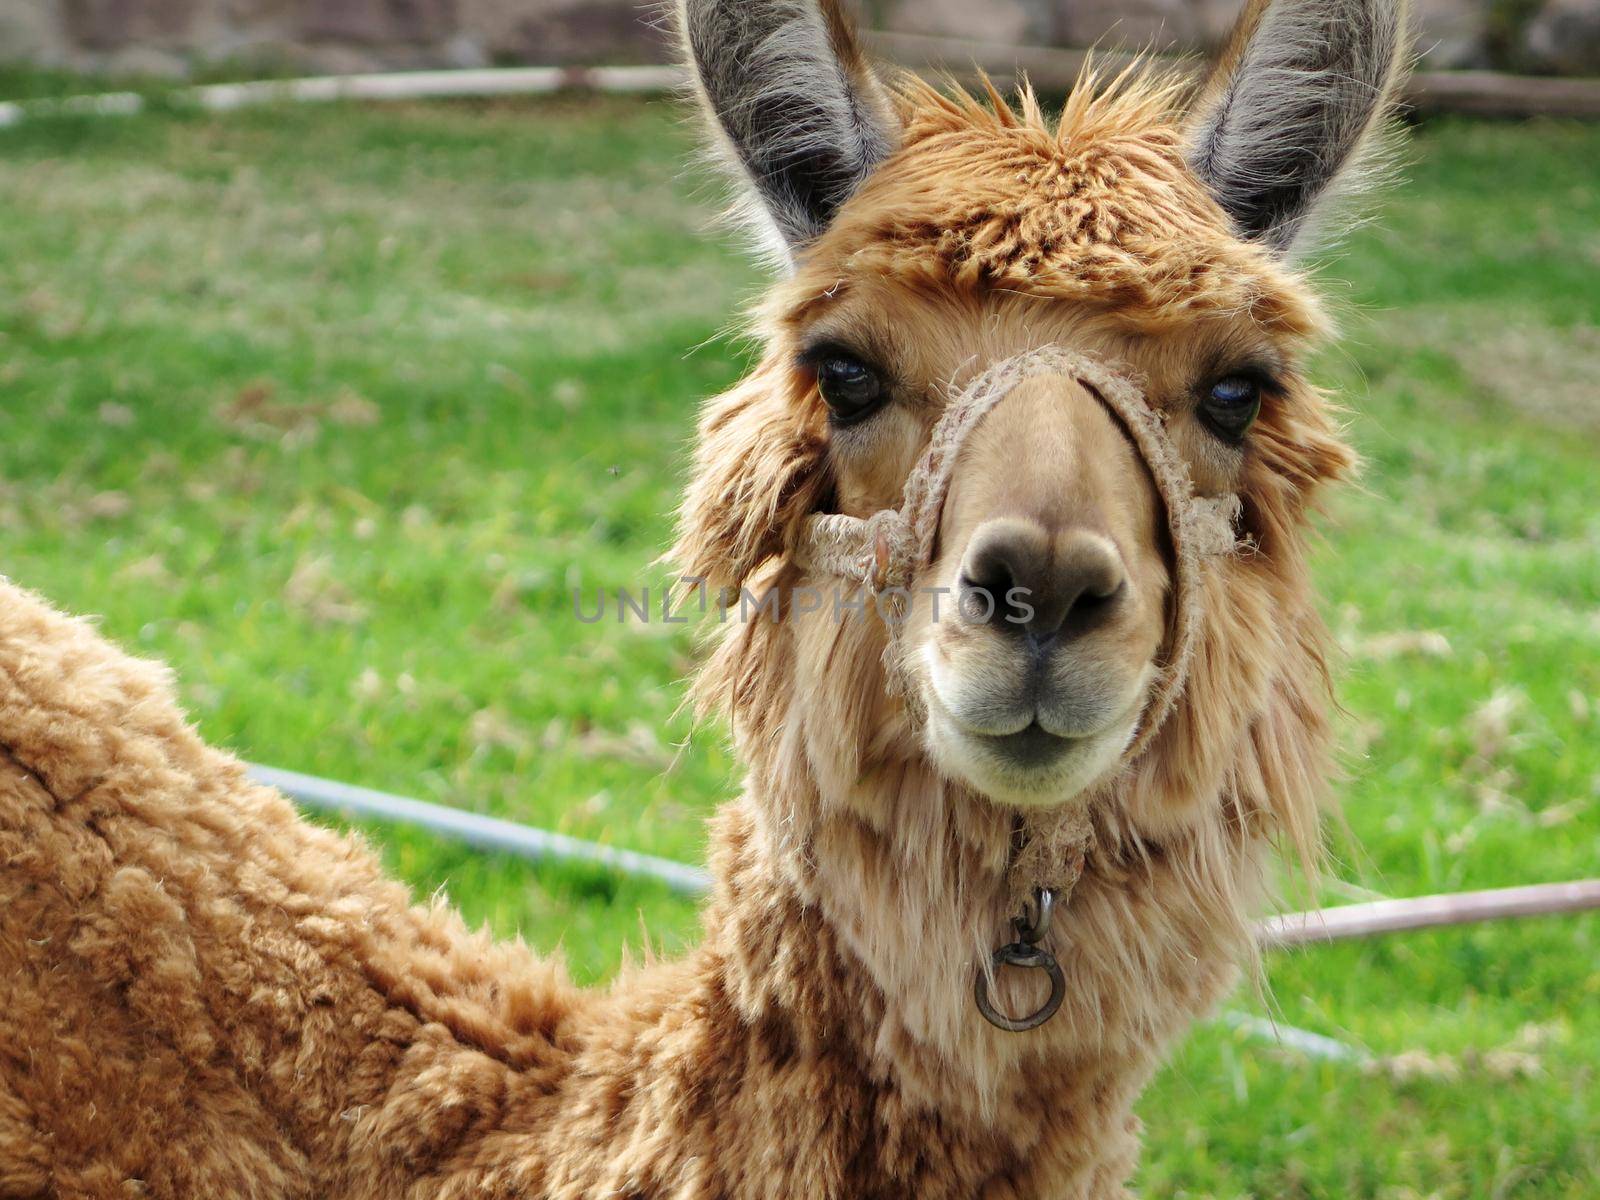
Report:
0,0,684,75
1,0,1596,78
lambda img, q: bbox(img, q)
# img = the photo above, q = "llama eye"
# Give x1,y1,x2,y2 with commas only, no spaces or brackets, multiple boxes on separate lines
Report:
815,354,886,425
1198,374,1263,443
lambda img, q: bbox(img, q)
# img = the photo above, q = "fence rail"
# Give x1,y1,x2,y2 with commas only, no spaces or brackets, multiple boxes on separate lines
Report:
5,56,1600,129
1259,879,1600,948
249,763,713,896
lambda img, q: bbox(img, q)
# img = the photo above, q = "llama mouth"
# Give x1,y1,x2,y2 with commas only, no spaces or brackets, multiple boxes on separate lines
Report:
976,721,1079,769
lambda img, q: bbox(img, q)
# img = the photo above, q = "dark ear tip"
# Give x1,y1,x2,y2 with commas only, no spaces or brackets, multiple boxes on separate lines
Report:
676,0,895,265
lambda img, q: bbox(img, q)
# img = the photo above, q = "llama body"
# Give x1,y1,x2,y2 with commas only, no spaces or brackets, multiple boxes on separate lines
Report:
0,0,1409,1195
0,579,1239,1197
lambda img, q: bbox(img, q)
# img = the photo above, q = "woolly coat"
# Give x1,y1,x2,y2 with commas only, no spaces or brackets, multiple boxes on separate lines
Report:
0,563,1258,1200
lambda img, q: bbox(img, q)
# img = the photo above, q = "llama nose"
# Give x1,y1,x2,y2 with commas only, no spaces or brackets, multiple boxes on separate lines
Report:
958,520,1127,647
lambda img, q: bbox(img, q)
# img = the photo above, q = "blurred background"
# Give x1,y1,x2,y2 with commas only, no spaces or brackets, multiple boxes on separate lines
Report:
0,2,1596,1197
2,0,1599,76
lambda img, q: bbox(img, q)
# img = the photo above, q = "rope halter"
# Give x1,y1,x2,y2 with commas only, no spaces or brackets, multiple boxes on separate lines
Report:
793,344,1243,1032
794,344,1241,763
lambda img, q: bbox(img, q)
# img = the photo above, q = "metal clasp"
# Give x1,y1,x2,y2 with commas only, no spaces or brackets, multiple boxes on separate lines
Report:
974,886,1067,1033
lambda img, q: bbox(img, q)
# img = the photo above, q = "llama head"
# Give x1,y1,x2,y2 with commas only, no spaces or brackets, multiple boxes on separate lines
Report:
676,0,1408,834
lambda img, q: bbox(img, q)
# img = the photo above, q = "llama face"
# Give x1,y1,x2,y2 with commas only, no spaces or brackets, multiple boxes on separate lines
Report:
773,257,1313,805
677,0,1407,814
756,99,1327,806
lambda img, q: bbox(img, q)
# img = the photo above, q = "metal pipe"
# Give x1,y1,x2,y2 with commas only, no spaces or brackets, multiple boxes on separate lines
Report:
1216,1011,1371,1065
1259,879,1600,949
248,762,713,896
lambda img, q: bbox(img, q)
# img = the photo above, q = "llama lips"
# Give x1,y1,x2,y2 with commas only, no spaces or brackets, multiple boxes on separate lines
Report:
977,722,1078,769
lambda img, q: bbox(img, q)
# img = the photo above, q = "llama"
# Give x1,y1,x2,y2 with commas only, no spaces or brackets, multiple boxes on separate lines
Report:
0,0,1409,1195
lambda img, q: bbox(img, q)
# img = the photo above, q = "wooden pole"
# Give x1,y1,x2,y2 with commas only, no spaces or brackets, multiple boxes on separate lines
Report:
1258,880,1600,950
4,52,1598,127
1404,70,1600,119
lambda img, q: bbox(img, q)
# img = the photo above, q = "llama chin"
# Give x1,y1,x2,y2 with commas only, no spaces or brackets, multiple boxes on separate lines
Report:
921,693,1138,809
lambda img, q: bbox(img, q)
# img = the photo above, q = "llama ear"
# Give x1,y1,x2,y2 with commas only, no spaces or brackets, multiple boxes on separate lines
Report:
677,0,898,265
1185,0,1410,257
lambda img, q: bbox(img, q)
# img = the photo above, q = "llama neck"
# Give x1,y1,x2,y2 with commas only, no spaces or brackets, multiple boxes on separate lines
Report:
701,724,1260,1127
687,597,1273,1120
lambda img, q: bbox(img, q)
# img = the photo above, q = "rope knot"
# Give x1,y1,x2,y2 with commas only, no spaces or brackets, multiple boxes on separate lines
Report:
1187,494,1244,560
863,509,914,592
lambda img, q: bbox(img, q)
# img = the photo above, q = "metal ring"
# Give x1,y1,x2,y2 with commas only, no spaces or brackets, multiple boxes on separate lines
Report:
1014,886,1056,945
974,941,1067,1033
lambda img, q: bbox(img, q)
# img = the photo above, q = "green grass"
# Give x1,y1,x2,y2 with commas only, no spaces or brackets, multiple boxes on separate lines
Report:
1,88,1596,1197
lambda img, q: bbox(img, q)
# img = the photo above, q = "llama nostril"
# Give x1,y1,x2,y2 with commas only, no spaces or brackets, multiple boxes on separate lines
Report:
958,523,1127,643
1055,575,1125,640
1041,536,1127,642
958,535,1032,627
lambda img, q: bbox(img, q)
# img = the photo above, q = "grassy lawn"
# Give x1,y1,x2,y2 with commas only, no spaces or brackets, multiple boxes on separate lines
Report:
1,84,1595,1197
